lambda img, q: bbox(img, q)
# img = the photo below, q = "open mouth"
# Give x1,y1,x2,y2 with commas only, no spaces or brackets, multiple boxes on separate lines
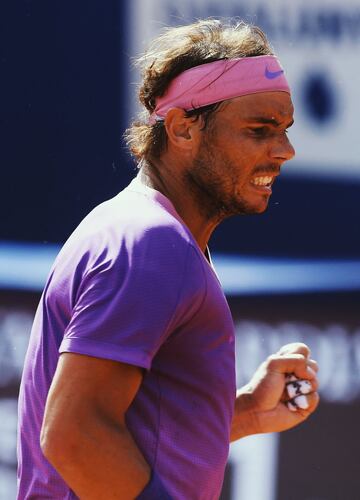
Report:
250,175,275,188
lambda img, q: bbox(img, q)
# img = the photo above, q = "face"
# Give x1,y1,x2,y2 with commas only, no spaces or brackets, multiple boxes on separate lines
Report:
185,91,295,219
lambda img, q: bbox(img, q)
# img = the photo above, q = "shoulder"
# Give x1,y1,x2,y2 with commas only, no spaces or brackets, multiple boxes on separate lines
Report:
52,189,195,281
88,189,192,260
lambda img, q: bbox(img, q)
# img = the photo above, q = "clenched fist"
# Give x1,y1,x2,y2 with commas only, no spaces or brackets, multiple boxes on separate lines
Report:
231,343,319,441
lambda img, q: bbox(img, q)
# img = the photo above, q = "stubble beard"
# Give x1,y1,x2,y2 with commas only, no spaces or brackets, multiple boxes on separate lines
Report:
184,140,266,222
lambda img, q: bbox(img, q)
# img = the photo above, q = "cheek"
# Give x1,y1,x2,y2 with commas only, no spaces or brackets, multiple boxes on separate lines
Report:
207,126,269,181
215,130,265,161
224,144,264,176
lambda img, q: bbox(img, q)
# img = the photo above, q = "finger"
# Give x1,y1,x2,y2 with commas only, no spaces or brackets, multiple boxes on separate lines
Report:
305,391,320,414
267,354,316,380
277,342,311,359
308,359,319,373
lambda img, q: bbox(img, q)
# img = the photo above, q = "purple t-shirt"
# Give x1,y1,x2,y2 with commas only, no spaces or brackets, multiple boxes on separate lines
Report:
17,176,236,500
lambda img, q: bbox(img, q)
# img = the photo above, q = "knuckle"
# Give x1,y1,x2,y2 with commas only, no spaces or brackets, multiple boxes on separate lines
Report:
294,342,311,356
266,354,279,369
280,342,309,352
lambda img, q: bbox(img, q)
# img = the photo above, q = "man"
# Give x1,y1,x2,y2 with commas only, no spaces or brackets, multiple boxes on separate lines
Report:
17,19,319,499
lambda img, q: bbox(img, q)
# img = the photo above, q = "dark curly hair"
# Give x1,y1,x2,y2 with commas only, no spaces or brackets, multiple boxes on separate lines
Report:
124,19,273,164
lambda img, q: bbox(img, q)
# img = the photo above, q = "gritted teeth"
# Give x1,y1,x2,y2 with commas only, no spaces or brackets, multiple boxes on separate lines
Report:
251,176,274,186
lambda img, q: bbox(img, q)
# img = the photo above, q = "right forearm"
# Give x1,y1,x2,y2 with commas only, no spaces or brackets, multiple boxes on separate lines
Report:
42,421,150,499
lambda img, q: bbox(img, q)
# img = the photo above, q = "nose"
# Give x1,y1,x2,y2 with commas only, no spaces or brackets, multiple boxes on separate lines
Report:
270,133,295,162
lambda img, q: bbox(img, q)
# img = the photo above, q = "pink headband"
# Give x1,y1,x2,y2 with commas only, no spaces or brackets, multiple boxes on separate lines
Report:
150,55,290,123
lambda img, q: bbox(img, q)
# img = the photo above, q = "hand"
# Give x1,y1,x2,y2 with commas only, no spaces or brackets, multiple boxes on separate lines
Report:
231,343,319,440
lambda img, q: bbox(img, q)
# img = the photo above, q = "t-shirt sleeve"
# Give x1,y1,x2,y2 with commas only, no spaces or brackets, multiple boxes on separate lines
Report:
59,226,203,369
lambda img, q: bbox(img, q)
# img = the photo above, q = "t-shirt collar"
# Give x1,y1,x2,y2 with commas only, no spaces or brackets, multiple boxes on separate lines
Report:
126,173,184,225
126,173,214,268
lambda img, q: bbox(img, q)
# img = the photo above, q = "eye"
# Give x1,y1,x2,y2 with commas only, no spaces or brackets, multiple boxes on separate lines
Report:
249,126,268,137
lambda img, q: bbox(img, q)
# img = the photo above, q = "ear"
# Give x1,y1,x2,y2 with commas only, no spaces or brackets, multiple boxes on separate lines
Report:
164,108,201,151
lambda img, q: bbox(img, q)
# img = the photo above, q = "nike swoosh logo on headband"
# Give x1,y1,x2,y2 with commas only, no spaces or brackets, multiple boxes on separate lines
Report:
265,67,284,79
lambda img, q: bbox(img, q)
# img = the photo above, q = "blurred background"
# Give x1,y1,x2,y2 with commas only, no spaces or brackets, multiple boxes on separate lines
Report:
1,0,360,498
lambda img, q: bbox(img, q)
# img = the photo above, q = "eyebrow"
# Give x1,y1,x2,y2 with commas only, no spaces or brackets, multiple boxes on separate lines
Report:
245,117,294,128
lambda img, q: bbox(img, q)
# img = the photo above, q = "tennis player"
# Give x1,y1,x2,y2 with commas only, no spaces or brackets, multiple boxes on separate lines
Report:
17,19,319,499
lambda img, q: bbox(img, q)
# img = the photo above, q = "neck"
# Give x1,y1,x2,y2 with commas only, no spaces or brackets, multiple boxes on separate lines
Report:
139,157,220,253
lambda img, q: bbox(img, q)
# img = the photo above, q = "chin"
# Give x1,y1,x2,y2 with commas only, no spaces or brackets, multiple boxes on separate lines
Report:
253,203,269,214
232,199,270,216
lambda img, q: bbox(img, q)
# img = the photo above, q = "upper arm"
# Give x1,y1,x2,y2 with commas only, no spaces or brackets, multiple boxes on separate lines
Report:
41,353,143,447
59,228,194,370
